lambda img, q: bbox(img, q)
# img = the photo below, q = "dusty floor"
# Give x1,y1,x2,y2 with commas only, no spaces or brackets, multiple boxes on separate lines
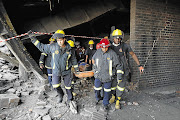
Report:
0,59,180,120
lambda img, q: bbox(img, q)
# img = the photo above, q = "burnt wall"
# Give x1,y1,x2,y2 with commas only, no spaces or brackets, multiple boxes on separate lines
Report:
130,0,180,89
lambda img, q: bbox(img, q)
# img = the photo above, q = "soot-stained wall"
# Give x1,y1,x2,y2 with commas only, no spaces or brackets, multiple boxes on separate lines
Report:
130,0,180,89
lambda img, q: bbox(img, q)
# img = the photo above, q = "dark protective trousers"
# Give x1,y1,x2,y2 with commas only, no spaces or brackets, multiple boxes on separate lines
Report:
94,78,112,106
52,74,73,101
47,68,52,86
111,75,126,99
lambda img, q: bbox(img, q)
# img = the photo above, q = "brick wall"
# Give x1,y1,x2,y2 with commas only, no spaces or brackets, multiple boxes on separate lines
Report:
130,0,180,89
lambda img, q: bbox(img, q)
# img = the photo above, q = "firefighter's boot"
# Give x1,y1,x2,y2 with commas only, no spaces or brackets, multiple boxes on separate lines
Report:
72,92,77,97
56,87,64,103
115,97,121,109
109,94,115,104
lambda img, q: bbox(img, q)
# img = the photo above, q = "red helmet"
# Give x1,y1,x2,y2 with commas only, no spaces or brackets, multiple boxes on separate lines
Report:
96,43,101,49
99,38,110,48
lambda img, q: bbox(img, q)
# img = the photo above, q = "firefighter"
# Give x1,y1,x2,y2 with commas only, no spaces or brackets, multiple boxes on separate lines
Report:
85,40,96,66
75,41,85,63
67,38,77,97
39,37,55,87
92,38,123,112
109,29,144,109
27,30,79,108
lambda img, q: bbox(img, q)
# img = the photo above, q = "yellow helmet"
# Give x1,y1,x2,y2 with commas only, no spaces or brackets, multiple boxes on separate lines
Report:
49,37,55,41
112,29,124,39
67,40,75,47
88,40,94,45
52,29,65,39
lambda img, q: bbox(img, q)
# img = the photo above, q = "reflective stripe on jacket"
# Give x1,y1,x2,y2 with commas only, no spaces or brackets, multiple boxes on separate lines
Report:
92,48,123,82
39,52,52,69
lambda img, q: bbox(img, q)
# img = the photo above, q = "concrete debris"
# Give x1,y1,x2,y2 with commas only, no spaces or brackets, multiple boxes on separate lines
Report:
7,88,16,94
36,101,47,106
127,102,132,105
21,91,30,96
1,65,9,69
33,107,50,116
120,101,126,104
0,94,20,108
42,115,51,120
0,74,2,78
0,113,7,120
80,110,92,117
0,43,10,55
38,91,47,100
34,113,40,120
69,100,78,114
84,107,96,114
132,102,139,106
2,72,18,81
36,116,42,120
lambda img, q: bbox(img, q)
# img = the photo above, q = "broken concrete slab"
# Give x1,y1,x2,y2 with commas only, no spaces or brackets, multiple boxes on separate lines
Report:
7,88,16,94
0,94,20,108
42,114,51,120
2,72,18,81
84,107,96,114
36,101,47,106
0,113,7,120
33,107,50,116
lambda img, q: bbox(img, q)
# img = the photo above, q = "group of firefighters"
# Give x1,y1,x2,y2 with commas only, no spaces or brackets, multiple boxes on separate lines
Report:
27,28,144,113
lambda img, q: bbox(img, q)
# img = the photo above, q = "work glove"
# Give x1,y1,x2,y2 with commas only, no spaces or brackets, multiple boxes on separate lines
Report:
27,30,36,40
39,64,44,69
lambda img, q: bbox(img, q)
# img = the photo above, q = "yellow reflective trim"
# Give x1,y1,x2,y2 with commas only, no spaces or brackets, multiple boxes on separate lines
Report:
118,97,121,100
117,86,125,91
65,86,71,89
71,81,75,84
109,60,112,76
104,88,111,92
118,80,122,84
48,74,52,76
45,65,52,69
34,40,39,46
94,86,102,90
41,53,47,56
52,53,55,69
39,61,43,64
66,54,71,70
53,84,60,88
111,87,116,90
117,70,124,74
73,64,78,68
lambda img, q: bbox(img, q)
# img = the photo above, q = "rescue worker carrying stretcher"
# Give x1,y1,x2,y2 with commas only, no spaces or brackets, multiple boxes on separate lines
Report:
39,37,55,87
27,30,79,108
109,29,144,109
92,38,124,112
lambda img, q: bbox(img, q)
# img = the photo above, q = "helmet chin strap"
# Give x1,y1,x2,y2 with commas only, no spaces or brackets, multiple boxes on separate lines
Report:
113,40,122,46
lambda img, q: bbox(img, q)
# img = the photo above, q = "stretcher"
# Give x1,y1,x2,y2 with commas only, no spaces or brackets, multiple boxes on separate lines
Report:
74,71,94,78
74,62,94,78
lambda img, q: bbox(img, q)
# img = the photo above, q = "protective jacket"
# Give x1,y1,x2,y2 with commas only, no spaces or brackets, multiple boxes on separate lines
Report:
92,48,124,82
31,38,78,76
39,52,52,69
111,42,132,76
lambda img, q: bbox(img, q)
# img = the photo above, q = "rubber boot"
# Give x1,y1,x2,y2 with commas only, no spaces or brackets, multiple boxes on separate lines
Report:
56,87,64,103
115,97,121,109
109,94,115,104
72,92,77,97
